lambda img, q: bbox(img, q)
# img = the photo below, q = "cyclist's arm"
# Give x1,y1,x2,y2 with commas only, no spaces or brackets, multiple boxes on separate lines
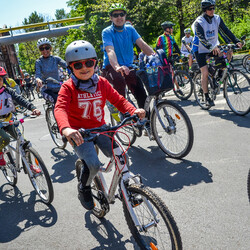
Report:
6,87,36,111
56,56,67,69
218,17,240,45
173,42,181,55
35,60,43,86
105,45,121,71
135,37,154,56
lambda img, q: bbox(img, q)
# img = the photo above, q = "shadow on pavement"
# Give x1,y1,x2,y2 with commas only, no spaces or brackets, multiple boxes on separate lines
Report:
208,108,250,128
128,145,213,192
50,148,78,183
0,184,57,243
84,212,136,250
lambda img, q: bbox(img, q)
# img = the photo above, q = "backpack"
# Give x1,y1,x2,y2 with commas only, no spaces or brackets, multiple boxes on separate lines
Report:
137,49,173,96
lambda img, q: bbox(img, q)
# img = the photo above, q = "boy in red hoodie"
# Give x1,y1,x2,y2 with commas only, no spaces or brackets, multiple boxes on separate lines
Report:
55,40,145,210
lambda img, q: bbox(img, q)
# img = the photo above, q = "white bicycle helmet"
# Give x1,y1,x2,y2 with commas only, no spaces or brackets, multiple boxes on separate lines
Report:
65,40,97,65
37,37,52,49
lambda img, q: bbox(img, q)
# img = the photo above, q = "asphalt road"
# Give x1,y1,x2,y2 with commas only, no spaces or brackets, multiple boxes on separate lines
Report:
0,78,249,249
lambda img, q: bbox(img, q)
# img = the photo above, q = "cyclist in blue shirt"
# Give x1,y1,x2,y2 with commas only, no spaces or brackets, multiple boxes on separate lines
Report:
102,3,154,109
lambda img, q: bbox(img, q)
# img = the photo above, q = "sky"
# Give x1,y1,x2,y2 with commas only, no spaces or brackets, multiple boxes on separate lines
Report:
0,0,71,28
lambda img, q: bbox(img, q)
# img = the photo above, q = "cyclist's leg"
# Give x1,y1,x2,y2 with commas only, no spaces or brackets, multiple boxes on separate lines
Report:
0,128,11,165
41,88,58,104
103,65,126,97
125,70,147,109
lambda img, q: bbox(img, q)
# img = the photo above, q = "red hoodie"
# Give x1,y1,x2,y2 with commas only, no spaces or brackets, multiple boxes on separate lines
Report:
55,76,136,132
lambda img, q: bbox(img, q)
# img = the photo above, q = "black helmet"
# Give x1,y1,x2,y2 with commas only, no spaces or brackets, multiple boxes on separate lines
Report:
161,21,175,30
201,0,215,11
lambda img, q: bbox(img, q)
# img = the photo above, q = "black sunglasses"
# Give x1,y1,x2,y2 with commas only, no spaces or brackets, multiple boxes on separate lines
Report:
207,7,215,11
71,59,96,70
39,46,51,51
112,12,125,18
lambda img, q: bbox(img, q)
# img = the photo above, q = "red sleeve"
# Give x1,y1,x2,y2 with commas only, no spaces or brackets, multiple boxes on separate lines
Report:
101,77,136,115
54,80,72,133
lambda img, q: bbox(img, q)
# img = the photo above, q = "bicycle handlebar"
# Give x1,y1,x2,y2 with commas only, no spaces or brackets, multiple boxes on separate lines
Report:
0,114,29,128
62,113,141,144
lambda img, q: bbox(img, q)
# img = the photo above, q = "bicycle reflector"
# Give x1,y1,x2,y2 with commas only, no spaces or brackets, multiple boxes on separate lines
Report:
35,158,39,166
175,114,181,120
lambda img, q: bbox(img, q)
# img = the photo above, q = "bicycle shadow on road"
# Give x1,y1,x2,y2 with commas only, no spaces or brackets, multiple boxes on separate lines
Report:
50,148,78,183
128,145,213,192
84,212,137,250
208,108,250,128
0,184,57,243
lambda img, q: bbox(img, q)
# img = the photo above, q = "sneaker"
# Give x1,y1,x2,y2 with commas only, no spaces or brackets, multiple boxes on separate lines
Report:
205,97,215,107
78,183,95,210
30,164,42,174
0,152,6,166
176,89,184,96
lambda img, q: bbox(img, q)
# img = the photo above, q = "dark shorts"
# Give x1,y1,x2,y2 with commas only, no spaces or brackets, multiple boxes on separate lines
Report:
194,52,214,68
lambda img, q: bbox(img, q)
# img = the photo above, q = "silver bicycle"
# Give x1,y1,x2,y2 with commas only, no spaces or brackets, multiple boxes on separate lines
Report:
74,115,182,249
0,115,54,204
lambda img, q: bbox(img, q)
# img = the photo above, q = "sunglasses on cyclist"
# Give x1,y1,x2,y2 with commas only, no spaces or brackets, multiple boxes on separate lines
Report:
207,7,215,11
112,12,126,18
39,46,51,51
71,59,96,70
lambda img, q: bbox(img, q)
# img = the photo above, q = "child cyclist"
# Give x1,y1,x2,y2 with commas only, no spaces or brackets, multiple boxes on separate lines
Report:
0,67,41,168
54,40,145,210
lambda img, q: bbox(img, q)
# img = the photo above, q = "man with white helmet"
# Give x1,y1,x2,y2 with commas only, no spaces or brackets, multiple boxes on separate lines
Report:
192,0,242,107
35,37,67,103
180,28,194,71
55,40,145,210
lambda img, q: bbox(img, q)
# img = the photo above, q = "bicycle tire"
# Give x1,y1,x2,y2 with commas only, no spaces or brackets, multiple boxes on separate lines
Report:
223,69,250,116
242,54,250,74
24,147,54,204
173,70,193,100
122,183,182,249
193,72,213,110
151,100,193,158
248,168,250,203
110,113,137,146
2,147,17,186
46,107,67,149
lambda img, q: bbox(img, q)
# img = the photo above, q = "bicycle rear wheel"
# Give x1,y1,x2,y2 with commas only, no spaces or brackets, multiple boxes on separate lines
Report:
123,183,182,249
2,147,17,186
193,72,213,110
46,107,67,149
224,69,250,116
173,70,193,100
110,113,137,146
151,100,193,158
24,147,54,204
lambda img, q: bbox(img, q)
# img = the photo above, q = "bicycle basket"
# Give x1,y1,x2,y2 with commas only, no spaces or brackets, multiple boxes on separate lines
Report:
137,50,173,96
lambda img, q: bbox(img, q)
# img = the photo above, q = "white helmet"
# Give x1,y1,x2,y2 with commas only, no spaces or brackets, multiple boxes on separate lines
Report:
65,40,97,65
37,37,52,49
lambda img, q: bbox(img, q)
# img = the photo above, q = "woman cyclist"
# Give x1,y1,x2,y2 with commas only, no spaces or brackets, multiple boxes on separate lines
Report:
35,37,67,103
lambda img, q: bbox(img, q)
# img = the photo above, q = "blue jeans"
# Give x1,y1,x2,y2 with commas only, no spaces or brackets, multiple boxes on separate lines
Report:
74,128,113,186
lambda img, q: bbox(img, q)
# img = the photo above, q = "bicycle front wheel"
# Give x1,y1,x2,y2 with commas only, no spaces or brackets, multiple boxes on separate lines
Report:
123,183,182,249
151,100,193,158
2,147,17,186
242,54,250,74
193,72,213,110
46,107,67,149
173,70,193,100
24,147,54,204
223,69,250,116
110,113,137,146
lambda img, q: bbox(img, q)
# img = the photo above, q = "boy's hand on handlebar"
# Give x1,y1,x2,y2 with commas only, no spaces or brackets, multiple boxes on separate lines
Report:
133,109,146,119
62,127,84,146
236,42,243,49
31,109,41,116
36,79,43,87
212,46,221,56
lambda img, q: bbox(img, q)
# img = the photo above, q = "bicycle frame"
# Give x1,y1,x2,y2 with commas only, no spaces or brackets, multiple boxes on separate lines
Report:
94,139,157,230
3,122,34,177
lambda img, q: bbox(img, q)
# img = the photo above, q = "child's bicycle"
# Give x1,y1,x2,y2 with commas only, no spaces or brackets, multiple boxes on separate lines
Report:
193,41,250,116
73,114,182,249
0,114,54,204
